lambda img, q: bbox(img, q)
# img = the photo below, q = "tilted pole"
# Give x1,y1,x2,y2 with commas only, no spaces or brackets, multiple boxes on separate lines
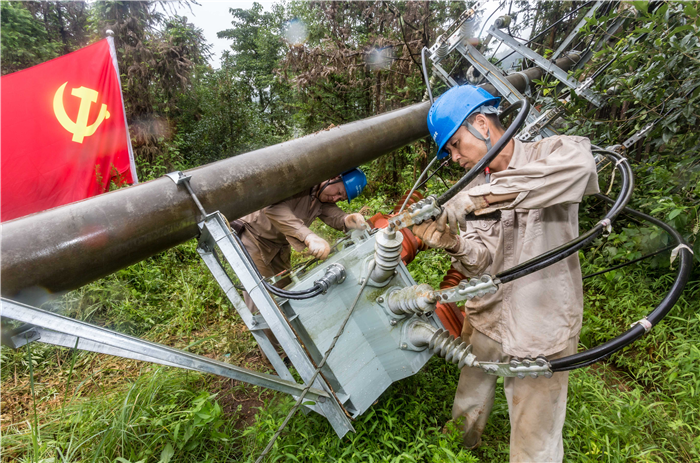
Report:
2,103,429,299
1,55,581,300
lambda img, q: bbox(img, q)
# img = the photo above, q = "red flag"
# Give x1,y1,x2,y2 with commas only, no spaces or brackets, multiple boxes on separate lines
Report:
1,38,138,222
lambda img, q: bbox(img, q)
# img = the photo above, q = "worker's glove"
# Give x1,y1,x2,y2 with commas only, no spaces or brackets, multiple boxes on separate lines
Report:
412,220,461,251
437,191,490,234
304,233,331,260
344,213,368,230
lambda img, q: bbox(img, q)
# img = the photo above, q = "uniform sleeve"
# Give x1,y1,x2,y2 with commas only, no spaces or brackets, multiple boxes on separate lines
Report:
447,227,493,277
318,203,348,231
468,136,600,210
263,201,314,246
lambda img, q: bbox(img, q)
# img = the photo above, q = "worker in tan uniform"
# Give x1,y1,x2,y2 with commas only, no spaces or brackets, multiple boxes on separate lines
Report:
236,169,369,332
414,85,599,462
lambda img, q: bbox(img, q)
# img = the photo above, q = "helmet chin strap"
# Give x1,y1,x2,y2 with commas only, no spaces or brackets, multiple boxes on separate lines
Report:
462,105,498,151
464,122,492,151
315,177,343,203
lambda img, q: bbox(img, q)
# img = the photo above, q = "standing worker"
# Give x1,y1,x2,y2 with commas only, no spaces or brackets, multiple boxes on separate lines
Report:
233,168,369,343
413,85,599,462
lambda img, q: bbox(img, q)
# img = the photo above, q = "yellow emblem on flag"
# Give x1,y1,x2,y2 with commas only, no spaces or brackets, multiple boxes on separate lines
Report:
53,82,110,143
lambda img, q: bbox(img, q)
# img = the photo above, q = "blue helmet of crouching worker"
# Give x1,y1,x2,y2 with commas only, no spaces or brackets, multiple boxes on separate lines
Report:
427,85,501,159
341,168,367,202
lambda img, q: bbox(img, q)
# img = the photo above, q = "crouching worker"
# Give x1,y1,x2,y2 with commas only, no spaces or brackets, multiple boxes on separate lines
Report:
233,168,368,348
414,85,599,462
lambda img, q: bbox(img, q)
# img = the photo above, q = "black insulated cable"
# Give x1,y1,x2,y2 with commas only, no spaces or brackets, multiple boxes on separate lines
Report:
550,198,693,371
421,47,434,105
437,98,530,206
496,149,634,284
582,244,676,280
229,230,325,300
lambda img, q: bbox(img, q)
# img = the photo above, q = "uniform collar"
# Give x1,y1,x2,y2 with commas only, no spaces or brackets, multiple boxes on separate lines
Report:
506,139,527,169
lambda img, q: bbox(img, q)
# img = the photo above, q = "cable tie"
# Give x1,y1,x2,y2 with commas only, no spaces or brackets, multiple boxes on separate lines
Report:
598,218,612,235
630,317,652,332
670,243,694,268
614,157,628,166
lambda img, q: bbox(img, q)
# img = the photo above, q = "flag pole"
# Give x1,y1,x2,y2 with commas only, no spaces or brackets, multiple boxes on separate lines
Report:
106,29,139,184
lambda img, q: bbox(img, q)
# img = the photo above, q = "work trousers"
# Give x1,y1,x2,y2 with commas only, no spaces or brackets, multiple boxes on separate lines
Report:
452,328,577,463
240,232,290,347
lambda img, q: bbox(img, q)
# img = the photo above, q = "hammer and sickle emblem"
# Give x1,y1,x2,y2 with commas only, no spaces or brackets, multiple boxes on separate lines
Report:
53,82,110,143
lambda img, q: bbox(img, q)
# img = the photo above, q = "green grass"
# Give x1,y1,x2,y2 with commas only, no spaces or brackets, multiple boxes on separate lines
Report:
2,215,698,462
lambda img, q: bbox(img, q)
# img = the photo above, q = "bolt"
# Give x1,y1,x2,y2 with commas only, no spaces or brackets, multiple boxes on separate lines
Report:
442,294,448,300
390,319,397,326
535,357,547,367
401,343,408,350
529,373,538,379
543,371,553,379
317,396,326,403
510,359,519,368
522,358,531,367
458,281,467,290
377,296,384,303
517,373,526,379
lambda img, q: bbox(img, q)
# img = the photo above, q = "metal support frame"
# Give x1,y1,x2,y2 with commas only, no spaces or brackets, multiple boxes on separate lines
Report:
0,170,354,438
196,211,354,437
551,1,604,60
0,209,355,438
487,26,604,107
0,298,332,402
454,42,557,138
426,19,558,139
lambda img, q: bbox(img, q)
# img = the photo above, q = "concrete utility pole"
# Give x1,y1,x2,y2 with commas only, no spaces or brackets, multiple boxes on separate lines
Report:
1,55,581,299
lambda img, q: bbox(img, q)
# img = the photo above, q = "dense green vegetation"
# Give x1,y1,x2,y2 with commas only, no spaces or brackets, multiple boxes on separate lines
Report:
2,1,699,462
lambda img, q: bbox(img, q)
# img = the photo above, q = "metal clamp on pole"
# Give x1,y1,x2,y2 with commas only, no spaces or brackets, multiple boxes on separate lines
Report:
165,171,208,218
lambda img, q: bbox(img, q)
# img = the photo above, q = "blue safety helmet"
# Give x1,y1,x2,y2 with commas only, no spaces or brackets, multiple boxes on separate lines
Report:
427,85,501,159
341,168,367,202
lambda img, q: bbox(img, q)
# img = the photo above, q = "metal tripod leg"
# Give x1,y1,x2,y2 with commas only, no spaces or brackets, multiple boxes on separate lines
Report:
197,244,325,416
198,212,354,438
0,298,332,402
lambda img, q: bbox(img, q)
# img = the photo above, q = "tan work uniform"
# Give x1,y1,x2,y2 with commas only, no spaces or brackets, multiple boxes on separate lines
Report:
238,187,348,320
447,136,599,462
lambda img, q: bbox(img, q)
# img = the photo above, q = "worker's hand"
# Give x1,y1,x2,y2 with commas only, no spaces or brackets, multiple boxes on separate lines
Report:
413,220,460,251
437,191,489,234
304,233,331,260
344,213,368,230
